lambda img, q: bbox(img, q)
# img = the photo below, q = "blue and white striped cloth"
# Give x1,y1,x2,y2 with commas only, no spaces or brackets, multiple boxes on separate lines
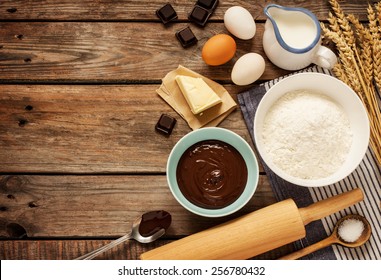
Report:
238,65,381,260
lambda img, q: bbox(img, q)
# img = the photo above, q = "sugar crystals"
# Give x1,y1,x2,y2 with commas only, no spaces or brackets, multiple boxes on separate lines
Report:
338,218,365,243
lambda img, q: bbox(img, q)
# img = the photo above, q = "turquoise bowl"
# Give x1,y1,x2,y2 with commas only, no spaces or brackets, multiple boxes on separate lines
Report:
167,127,259,217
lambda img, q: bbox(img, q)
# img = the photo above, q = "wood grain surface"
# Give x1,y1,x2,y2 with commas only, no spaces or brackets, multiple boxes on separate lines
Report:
0,22,290,82
0,0,373,20
0,84,258,173
0,240,293,260
0,0,371,260
0,175,275,238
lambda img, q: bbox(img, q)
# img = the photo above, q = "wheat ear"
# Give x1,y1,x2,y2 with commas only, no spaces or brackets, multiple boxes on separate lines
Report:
321,24,363,93
347,14,373,86
329,0,356,46
373,3,381,89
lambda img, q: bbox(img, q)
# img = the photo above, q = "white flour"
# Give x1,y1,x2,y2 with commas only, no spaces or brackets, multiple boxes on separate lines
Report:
262,90,353,179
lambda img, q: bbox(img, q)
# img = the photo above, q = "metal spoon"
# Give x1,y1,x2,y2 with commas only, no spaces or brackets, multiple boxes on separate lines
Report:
75,210,171,260
279,214,371,260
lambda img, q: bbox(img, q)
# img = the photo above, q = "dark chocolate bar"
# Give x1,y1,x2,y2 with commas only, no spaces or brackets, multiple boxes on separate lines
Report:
156,3,178,24
176,26,198,48
196,0,218,10
189,0,219,27
189,6,210,27
155,114,176,135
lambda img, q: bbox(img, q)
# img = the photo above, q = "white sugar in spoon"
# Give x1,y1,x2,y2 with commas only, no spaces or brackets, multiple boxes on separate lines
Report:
279,214,371,260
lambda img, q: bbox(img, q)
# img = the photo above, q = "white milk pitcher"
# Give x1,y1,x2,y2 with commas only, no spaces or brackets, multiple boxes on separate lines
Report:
263,4,337,71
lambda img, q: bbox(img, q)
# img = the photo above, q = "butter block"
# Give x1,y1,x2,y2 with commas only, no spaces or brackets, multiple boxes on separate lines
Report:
175,75,222,114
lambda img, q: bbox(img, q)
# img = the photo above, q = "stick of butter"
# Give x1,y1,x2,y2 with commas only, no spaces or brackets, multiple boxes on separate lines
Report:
175,75,222,114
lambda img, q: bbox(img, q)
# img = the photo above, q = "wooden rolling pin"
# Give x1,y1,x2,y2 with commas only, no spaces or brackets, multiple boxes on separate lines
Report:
140,188,363,260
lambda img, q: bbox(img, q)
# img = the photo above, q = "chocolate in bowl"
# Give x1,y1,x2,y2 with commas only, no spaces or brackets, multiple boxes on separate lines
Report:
176,140,247,209
167,127,259,218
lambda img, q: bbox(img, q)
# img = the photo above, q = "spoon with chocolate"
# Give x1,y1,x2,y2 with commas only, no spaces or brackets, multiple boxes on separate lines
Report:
75,210,171,260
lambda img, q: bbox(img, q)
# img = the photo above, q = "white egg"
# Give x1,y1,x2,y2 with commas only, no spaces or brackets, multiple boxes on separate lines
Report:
231,53,265,86
224,6,256,40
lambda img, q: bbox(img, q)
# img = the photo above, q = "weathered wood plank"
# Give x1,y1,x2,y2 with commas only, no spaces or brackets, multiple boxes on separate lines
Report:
0,0,374,21
0,239,294,260
0,174,275,238
0,22,291,82
0,239,172,260
0,84,259,173
1,0,359,261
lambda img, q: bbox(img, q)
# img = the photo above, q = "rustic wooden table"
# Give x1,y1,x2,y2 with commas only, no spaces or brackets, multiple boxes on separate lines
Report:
0,0,373,260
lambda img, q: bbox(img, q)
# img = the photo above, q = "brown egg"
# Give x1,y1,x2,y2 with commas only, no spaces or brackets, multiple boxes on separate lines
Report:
202,34,236,66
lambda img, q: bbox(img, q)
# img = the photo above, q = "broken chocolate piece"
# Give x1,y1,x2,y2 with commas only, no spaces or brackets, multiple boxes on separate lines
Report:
155,114,176,135
175,26,198,48
196,0,218,10
188,0,218,27
156,3,178,24
189,6,210,27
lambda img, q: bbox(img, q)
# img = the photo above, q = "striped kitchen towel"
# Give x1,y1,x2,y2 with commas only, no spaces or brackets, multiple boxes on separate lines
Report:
238,65,381,260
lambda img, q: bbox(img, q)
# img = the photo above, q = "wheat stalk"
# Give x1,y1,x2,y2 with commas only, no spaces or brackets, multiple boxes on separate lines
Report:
377,2,381,42
329,0,356,46
347,14,373,86
332,63,350,86
321,24,364,94
373,3,381,89
368,4,378,40
323,0,381,166
374,42,381,88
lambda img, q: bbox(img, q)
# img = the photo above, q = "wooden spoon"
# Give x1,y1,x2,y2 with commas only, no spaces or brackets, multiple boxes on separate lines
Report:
279,214,371,260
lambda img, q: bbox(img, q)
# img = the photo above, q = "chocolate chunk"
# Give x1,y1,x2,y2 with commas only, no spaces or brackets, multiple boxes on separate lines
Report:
196,0,218,10
156,3,178,24
175,26,198,48
155,114,176,135
189,6,210,27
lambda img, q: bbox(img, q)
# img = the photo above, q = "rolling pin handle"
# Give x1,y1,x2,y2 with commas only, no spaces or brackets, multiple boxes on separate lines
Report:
298,188,364,225
278,234,336,260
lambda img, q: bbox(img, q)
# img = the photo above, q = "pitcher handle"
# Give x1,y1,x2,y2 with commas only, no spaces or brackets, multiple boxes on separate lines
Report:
312,45,337,69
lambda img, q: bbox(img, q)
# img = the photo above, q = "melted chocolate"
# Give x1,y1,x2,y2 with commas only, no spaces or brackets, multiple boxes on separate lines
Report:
176,140,247,209
138,210,171,237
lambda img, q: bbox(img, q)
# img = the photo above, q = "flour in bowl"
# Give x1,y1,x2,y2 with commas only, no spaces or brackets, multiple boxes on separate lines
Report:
262,90,353,179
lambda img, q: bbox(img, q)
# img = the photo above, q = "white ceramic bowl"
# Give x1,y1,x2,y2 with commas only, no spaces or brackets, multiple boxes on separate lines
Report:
167,127,259,217
254,73,370,187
